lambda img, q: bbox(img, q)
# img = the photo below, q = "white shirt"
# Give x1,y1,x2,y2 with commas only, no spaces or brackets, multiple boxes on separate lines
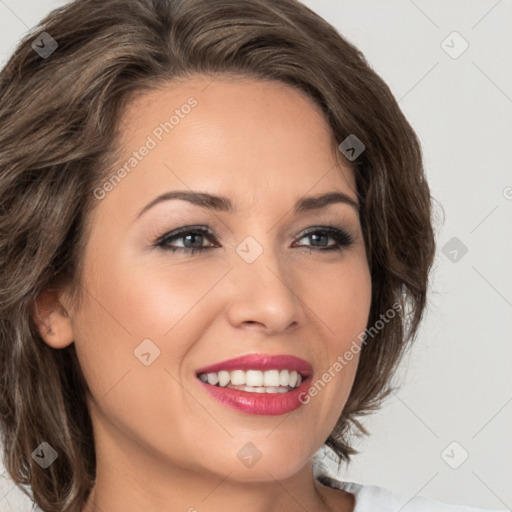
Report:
317,475,509,512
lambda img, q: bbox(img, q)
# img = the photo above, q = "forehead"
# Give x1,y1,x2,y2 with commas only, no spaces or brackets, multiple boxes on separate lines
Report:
103,75,357,217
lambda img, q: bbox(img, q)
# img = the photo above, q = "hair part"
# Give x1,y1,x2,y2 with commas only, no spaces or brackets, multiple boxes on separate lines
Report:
0,0,437,510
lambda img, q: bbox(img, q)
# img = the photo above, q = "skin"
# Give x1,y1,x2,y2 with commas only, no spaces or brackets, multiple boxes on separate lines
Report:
33,75,372,512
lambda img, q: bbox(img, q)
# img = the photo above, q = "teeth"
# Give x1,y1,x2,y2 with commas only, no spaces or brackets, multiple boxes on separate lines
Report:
218,370,230,387
263,369,280,387
198,369,305,390
227,384,291,393
207,372,218,385
230,370,245,386
246,370,263,387
279,369,289,386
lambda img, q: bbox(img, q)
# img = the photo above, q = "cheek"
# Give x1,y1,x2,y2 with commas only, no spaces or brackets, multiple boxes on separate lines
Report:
78,246,228,343
69,255,211,454
298,254,370,418
69,248,238,424
303,252,372,349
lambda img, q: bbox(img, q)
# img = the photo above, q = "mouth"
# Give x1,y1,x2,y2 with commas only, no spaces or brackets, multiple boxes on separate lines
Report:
195,354,313,415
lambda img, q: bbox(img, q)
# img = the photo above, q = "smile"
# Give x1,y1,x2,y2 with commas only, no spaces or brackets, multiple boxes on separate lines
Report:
195,354,313,415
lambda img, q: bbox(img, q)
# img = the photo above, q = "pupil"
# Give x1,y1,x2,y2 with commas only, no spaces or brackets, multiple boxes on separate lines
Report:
184,234,202,248
311,233,327,246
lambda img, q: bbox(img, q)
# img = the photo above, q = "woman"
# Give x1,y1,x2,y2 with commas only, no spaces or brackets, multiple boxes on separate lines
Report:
0,1,504,511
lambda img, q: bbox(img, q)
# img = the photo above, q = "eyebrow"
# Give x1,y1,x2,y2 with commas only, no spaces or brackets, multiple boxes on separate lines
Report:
136,190,359,220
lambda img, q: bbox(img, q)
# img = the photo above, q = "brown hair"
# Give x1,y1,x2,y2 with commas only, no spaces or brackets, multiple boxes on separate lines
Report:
0,0,437,510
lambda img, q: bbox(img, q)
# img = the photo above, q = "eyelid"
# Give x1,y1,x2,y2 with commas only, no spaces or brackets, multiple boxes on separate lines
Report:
154,225,218,247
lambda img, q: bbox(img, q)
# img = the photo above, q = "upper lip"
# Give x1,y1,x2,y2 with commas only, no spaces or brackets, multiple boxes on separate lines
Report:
196,354,313,378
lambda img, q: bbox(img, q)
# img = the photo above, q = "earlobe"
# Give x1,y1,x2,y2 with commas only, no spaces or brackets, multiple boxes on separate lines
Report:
31,287,75,349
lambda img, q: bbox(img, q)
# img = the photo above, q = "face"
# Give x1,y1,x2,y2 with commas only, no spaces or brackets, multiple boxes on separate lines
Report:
58,76,371,483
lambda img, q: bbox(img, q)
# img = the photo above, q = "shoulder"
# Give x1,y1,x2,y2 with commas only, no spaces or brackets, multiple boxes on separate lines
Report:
315,474,508,512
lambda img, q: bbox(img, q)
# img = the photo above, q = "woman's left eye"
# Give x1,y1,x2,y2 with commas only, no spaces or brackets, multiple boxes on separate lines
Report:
294,227,355,251
154,225,355,255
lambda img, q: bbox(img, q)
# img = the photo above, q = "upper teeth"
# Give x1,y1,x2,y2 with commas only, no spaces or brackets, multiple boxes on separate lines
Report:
198,369,302,388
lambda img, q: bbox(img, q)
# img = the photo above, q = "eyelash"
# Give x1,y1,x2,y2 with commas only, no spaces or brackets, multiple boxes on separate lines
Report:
154,225,355,255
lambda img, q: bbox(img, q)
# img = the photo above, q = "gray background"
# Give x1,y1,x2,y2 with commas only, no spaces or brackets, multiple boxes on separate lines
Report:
1,0,511,510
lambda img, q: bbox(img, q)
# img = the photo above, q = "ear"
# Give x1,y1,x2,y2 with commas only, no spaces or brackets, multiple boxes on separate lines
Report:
31,286,75,349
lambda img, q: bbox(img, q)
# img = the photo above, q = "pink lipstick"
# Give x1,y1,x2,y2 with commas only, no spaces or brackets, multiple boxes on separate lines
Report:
196,354,313,416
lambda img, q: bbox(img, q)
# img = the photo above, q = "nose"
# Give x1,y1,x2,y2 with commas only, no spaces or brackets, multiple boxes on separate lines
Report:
224,240,303,335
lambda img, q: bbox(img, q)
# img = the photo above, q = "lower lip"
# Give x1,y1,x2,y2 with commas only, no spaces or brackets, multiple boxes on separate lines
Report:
197,376,312,415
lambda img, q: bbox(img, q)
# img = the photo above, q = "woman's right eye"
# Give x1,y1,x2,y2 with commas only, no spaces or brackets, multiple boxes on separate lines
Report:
154,226,217,255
